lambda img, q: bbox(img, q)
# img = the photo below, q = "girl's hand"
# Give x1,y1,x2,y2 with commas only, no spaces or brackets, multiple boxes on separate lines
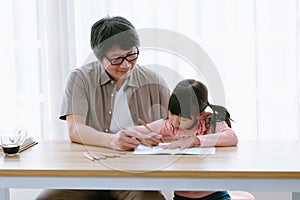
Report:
163,136,200,149
160,128,175,143
174,131,195,140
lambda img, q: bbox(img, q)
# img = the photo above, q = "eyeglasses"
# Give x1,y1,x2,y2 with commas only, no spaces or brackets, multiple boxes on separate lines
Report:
104,47,139,65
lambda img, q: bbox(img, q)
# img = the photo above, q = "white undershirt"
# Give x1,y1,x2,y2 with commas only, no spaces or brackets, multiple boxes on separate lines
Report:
109,82,134,133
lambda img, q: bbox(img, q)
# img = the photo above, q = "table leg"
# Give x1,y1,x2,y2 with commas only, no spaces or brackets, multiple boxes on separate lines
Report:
292,192,300,200
0,188,9,200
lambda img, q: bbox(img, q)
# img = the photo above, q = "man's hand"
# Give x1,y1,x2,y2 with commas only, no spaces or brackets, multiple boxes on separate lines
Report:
111,129,141,151
122,128,162,147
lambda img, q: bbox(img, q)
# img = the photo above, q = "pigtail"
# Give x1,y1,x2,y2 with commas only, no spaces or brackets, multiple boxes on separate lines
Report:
208,103,233,132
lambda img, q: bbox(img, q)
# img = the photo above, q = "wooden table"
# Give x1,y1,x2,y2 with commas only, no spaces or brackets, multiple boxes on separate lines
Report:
1,140,300,200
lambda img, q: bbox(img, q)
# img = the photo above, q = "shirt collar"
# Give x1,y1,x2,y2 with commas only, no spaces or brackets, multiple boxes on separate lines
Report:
98,62,140,88
98,62,114,86
126,65,140,88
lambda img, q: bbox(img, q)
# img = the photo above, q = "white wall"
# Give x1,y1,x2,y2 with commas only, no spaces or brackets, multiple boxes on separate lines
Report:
10,189,41,200
252,192,290,200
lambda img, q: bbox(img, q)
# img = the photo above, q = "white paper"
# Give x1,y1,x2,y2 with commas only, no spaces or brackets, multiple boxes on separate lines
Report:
133,143,215,155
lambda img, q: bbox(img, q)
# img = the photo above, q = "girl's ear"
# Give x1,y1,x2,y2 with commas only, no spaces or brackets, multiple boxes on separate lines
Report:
201,111,205,117
197,111,205,120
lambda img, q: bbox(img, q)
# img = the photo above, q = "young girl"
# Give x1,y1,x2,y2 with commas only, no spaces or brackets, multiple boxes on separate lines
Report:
126,79,238,200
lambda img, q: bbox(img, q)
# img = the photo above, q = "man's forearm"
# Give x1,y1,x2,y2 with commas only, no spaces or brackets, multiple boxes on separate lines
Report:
69,123,115,149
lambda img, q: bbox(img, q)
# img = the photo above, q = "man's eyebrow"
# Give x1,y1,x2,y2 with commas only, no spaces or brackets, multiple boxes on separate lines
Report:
110,50,135,57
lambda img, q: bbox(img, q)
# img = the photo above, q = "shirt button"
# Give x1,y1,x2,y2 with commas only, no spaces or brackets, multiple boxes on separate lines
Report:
105,129,108,132
111,81,114,84
108,111,112,114
111,93,114,97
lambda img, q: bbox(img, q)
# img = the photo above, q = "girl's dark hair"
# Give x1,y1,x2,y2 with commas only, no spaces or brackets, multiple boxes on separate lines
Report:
90,16,140,60
168,79,233,132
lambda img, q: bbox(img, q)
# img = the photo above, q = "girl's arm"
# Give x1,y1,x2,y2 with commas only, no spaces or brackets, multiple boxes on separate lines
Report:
128,119,164,133
197,121,238,147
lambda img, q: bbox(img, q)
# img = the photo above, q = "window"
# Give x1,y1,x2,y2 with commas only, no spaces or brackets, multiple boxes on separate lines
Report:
1,0,299,140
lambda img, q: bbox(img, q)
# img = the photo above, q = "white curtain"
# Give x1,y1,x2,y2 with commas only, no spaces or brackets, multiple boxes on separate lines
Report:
0,0,299,140
0,0,76,140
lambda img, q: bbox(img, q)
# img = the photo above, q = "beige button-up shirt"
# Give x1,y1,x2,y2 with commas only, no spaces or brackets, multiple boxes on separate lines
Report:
60,61,170,133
